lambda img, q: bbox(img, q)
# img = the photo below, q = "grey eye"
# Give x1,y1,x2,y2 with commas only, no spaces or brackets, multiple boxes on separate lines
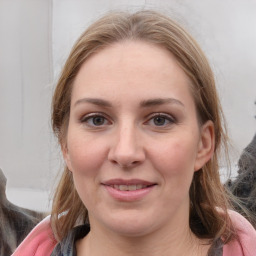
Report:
81,113,110,127
146,113,176,128
153,116,167,126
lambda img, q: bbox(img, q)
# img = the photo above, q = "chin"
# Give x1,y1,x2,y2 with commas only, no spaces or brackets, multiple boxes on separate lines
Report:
99,211,157,237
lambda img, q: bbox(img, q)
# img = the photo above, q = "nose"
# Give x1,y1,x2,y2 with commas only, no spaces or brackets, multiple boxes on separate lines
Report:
108,123,146,168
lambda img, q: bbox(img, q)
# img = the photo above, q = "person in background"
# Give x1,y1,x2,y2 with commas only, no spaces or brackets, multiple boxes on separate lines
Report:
226,133,256,228
0,169,45,255
12,10,256,256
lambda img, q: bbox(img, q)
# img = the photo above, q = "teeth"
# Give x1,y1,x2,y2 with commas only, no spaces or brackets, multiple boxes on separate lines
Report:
136,184,143,189
119,185,128,191
112,184,148,191
128,185,137,191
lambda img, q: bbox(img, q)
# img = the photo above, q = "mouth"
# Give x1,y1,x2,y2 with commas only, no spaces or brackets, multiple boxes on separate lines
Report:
106,184,154,191
101,179,156,201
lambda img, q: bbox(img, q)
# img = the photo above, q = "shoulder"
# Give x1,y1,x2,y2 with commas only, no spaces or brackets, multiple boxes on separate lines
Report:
11,215,57,256
223,210,256,256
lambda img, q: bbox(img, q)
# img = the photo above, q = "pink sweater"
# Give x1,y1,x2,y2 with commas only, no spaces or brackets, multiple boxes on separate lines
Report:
12,211,256,256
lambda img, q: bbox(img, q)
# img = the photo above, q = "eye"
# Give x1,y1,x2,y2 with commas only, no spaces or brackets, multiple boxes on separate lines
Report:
153,116,168,126
81,113,111,127
146,113,175,127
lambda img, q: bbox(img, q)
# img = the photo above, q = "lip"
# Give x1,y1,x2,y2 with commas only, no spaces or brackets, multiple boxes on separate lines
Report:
102,179,155,186
101,179,157,202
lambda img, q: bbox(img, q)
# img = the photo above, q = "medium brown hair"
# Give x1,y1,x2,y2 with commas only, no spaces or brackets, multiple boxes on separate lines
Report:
51,10,234,242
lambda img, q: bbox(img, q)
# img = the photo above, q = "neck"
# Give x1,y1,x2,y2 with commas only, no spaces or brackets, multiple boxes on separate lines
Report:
76,218,210,256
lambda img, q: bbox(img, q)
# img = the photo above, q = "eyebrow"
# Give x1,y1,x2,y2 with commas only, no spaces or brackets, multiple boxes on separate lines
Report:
140,98,184,107
74,98,112,107
74,97,184,108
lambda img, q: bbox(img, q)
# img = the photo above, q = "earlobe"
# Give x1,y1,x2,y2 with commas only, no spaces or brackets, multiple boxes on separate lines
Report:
61,143,72,172
194,120,215,171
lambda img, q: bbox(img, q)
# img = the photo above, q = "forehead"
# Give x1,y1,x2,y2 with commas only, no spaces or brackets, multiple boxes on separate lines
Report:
72,41,194,107
75,41,185,79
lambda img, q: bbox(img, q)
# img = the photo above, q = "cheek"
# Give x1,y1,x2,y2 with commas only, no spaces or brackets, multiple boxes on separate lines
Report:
149,133,200,193
66,134,107,207
66,132,107,176
154,138,198,172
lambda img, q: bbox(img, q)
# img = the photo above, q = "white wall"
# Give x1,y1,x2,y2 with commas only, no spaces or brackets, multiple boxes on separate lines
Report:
0,0,255,210
0,0,55,189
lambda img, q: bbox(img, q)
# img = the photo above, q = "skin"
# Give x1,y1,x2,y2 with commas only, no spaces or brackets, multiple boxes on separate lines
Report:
63,41,215,256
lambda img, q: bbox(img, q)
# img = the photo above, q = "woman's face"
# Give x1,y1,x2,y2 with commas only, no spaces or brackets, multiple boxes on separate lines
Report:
63,41,214,237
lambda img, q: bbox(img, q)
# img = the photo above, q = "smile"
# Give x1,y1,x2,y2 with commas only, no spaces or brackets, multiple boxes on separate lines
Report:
102,179,156,201
109,184,149,191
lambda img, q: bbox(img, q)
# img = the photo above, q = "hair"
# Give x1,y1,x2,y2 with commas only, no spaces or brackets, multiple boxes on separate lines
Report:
51,10,235,242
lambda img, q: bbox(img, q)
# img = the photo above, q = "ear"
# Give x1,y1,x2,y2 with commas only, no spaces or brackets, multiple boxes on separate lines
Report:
61,142,73,172
194,120,215,172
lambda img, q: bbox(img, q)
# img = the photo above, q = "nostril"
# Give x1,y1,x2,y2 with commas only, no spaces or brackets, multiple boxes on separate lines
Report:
118,161,140,168
107,141,146,168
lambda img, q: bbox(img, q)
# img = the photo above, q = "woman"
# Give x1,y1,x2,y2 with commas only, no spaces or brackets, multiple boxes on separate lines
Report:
12,10,256,256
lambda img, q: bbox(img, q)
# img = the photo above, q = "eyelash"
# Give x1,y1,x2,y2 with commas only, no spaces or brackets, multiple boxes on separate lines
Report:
80,112,176,128
80,112,111,127
145,113,176,127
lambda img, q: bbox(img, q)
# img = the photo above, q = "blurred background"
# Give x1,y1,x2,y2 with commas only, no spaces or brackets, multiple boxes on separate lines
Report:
0,0,255,212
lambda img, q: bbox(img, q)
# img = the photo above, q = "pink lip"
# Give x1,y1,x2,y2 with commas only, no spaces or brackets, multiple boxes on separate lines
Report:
102,179,155,186
101,179,156,202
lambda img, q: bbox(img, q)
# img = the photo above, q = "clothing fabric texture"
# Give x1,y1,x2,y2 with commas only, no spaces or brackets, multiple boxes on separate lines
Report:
50,225,223,256
12,211,256,256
